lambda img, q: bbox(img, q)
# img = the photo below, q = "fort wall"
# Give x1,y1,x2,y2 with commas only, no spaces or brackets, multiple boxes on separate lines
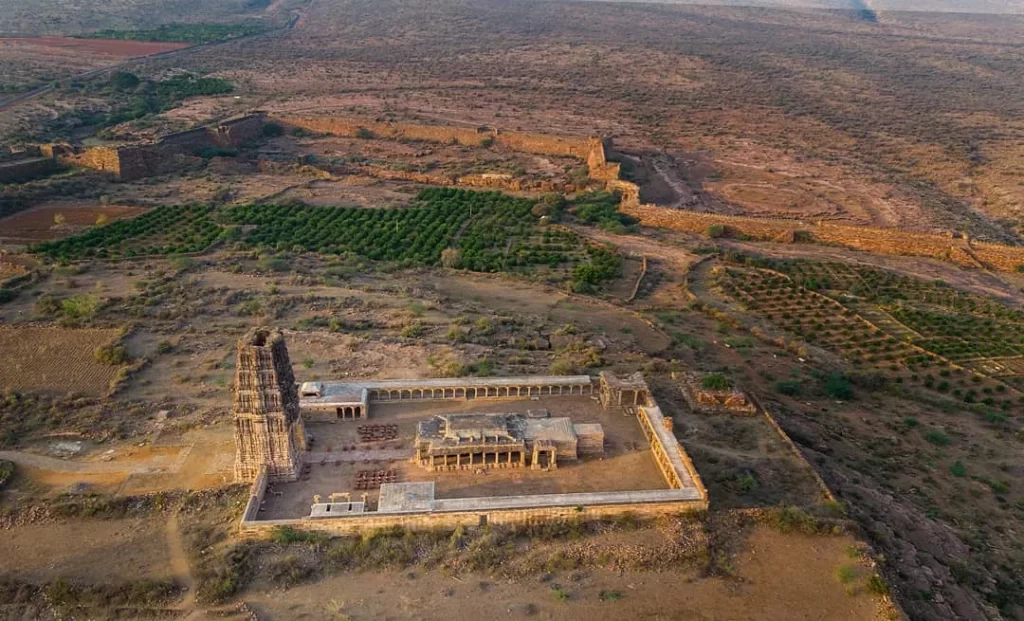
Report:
273,115,599,162
0,157,58,183
39,113,265,182
566,134,1024,272
616,199,1024,271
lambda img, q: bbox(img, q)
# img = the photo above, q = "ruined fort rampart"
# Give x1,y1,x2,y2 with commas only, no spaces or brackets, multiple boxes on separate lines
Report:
40,113,266,181
274,115,603,163
592,151,1024,272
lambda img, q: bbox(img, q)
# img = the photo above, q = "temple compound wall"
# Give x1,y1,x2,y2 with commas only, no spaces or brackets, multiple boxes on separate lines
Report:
233,328,307,483
236,347,708,535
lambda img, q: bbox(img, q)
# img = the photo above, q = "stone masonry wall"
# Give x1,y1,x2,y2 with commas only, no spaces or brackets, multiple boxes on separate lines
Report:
580,139,1024,271
274,115,600,162
0,157,57,183
44,113,266,182
239,496,708,537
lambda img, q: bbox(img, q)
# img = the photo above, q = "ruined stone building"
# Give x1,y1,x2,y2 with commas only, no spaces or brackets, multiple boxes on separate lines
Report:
599,371,650,408
233,328,307,482
677,372,756,415
414,411,604,471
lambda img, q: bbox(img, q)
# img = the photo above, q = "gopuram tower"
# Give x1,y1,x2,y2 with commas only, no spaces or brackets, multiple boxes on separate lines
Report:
232,328,306,482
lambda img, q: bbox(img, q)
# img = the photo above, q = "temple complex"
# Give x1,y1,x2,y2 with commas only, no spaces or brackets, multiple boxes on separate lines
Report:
232,327,708,535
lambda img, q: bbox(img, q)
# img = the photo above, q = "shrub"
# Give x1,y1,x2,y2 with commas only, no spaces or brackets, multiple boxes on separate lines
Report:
766,506,821,534
440,248,462,268
866,574,889,595
774,380,802,396
262,122,284,138
701,372,733,391
0,459,13,489
94,343,128,366
734,472,758,493
834,565,859,585
447,327,466,343
924,430,951,446
949,461,967,477
61,295,101,320
824,373,854,400
270,526,324,545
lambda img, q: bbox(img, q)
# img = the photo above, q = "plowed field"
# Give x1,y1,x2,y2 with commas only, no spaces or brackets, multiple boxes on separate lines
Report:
0,326,123,394
0,203,148,242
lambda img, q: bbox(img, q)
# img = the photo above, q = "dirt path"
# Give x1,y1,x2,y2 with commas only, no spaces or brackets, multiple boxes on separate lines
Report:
567,224,699,271
0,450,137,474
166,511,198,617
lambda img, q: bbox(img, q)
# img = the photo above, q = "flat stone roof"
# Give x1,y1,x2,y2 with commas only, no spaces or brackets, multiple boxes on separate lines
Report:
522,417,576,444
432,488,703,512
378,482,436,513
310,501,366,518
301,375,592,407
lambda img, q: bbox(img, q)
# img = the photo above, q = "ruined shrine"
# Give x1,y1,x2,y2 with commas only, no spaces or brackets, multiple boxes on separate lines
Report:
677,372,757,415
413,411,604,471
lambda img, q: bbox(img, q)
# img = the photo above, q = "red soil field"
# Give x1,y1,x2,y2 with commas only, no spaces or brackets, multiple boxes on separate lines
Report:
0,203,148,242
0,36,189,58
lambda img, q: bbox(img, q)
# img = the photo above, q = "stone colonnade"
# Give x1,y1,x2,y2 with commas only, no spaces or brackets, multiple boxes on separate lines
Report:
426,449,526,471
636,406,684,490
370,382,593,403
335,405,365,419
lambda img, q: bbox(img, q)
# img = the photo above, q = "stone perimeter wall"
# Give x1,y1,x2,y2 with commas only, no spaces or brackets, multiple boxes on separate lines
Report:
275,114,1024,271
238,378,708,536
239,488,706,537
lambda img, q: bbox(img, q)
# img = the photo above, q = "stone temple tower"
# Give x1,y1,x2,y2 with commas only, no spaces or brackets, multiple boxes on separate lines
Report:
233,327,306,483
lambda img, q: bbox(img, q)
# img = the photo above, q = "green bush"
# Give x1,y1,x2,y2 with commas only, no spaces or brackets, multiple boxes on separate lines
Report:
949,461,967,477
270,526,324,545
774,380,802,396
61,295,101,320
0,459,13,489
94,343,128,366
262,122,284,138
824,373,854,400
701,372,733,390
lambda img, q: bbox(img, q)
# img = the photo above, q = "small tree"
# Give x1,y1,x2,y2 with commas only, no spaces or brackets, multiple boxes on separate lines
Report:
53,213,66,226
440,248,462,269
